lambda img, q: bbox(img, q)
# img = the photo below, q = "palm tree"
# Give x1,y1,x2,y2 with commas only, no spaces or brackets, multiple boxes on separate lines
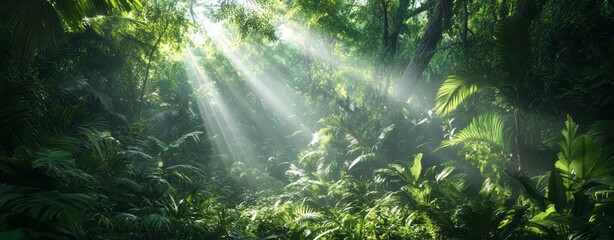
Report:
435,19,541,172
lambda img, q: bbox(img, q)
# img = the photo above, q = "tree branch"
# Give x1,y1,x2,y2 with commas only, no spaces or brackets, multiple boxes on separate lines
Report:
136,19,170,118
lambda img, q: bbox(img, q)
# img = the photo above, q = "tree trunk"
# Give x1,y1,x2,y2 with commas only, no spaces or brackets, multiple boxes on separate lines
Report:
379,0,417,94
396,0,452,101
514,108,525,172
136,20,170,118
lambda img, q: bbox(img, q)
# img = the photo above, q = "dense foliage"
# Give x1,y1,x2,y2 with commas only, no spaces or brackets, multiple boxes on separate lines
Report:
1,0,613,239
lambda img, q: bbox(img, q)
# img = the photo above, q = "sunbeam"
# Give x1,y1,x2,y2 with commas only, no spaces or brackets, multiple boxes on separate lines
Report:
274,18,428,117
275,20,377,89
203,22,313,141
183,49,256,165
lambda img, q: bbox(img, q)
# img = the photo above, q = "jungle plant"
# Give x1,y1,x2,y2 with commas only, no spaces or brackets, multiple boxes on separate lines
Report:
435,18,541,172
516,115,614,239
375,153,466,206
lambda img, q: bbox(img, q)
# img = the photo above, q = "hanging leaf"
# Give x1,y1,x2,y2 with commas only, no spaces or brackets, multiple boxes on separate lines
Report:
515,175,546,211
548,170,567,212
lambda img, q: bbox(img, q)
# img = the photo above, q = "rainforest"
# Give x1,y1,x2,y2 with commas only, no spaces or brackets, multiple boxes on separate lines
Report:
1,0,613,239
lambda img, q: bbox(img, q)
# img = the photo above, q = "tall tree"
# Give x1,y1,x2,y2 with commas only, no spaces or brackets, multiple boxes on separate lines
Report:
397,0,452,101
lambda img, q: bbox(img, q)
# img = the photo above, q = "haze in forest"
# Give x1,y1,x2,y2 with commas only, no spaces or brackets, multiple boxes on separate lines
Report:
1,0,613,239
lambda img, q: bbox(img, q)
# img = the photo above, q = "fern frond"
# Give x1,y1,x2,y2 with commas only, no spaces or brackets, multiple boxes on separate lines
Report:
439,113,512,151
0,81,33,153
293,205,320,222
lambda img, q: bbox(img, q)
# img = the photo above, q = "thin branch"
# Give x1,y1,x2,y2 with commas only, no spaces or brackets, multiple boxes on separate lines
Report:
136,19,171,118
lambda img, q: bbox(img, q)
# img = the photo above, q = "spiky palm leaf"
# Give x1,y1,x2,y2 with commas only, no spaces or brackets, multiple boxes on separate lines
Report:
439,113,512,152
0,0,141,60
435,62,493,116
162,164,206,189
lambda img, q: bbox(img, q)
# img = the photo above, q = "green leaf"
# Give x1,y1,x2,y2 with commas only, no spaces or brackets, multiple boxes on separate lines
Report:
143,214,170,233
568,135,607,180
556,115,579,174
557,115,614,181
410,153,423,182
548,170,567,212
515,175,546,211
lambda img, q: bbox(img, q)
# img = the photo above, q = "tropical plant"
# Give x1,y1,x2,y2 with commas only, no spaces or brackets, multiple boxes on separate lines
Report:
435,18,543,173
376,153,466,206
516,115,614,239
0,0,141,61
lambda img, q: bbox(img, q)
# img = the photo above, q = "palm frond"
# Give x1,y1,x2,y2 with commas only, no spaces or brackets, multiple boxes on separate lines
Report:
0,0,141,60
590,119,614,159
143,213,171,233
439,113,512,151
32,149,92,184
494,19,532,85
435,62,492,116
0,184,94,224
347,153,375,171
0,0,63,59
112,212,141,231
167,131,203,149
162,164,206,188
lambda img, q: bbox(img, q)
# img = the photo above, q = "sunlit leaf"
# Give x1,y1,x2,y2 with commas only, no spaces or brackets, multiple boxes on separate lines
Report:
410,153,423,182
